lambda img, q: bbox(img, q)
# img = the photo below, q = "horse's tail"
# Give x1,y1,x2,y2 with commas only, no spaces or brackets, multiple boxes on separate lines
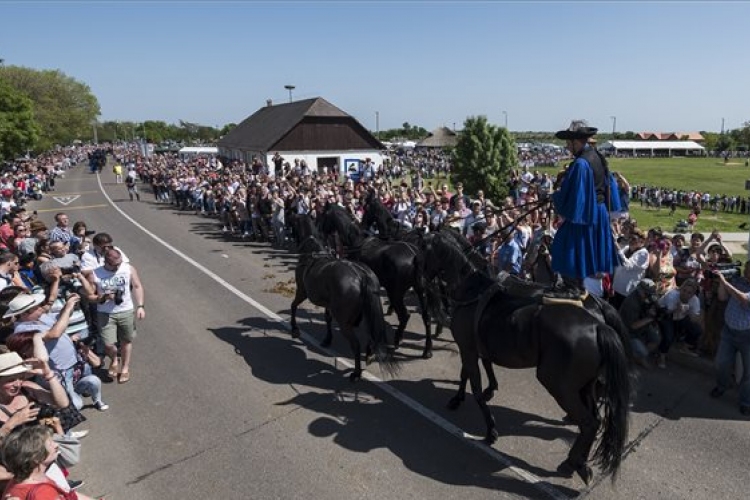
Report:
593,323,631,481
361,270,400,378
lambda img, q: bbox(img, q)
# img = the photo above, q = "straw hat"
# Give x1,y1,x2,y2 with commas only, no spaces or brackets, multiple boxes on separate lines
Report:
2,293,46,319
0,352,31,378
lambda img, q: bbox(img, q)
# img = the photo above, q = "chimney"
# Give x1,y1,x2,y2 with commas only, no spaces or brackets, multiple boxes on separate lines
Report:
266,99,273,107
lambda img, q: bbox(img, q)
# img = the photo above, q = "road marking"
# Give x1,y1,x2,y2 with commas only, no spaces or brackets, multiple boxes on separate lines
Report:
52,195,81,206
46,191,100,196
35,204,108,213
95,174,570,500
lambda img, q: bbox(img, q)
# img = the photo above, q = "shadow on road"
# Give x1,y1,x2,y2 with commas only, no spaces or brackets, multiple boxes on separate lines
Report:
209,317,581,498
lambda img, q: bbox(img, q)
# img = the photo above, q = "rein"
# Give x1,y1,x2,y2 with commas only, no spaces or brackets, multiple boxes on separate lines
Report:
469,198,551,252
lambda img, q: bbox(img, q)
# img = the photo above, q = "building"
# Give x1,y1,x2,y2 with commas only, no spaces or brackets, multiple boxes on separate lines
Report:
217,97,385,177
417,127,459,149
636,132,705,142
598,140,706,157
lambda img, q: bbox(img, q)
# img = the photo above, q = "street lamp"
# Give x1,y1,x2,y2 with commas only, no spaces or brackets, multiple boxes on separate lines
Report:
375,111,380,139
610,116,617,140
502,111,508,129
284,85,295,103
91,120,98,145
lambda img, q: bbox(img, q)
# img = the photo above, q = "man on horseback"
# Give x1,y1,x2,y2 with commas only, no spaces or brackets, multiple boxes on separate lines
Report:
550,120,620,298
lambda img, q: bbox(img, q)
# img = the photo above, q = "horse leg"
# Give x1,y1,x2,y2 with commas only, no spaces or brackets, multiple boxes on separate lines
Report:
543,378,599,486
467,362,497,444
447,366,468,410
390,292,409,350
290,289,307,338
342,326,363,382
481,357,499,402
414,286,433,359
321,309,333,347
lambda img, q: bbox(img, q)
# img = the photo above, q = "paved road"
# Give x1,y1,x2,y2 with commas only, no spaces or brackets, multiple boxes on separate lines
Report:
29,166,750,499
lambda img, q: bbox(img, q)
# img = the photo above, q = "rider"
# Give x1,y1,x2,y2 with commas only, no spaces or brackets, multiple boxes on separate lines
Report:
549,120,620,297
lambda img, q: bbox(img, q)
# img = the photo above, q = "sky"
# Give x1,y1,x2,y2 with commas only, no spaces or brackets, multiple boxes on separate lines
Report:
2,1,749,134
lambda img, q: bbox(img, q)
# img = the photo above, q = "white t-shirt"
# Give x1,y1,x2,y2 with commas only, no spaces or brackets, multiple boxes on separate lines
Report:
658,289,700,321
81,246,129,271
92,263,134,313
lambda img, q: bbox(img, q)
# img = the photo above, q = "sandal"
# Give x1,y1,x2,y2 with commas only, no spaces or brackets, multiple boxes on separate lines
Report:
118,372,130,384
107,359,120,378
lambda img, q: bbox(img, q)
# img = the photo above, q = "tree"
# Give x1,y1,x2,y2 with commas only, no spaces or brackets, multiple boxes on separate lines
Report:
0,65,100,152
0,78,39,161
452,116,517,203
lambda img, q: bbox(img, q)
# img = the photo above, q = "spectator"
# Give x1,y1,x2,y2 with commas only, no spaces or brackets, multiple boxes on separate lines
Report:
48,214,79,247
611,228,649,309
0,253,21,292
656,278,702,368
87,249,145,384
496,229,523,277
710,261,750,416
618,279,661,368
1,425,100,500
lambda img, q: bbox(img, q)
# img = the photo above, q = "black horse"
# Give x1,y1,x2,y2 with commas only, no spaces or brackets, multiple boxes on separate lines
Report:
290,236,398,381
318,203,440,359
419,233,631,485
288,212,320,250
362,193,491,275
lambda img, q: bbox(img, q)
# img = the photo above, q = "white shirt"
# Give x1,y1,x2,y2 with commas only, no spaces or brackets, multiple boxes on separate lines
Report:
612,246,649,296
658,289,700,321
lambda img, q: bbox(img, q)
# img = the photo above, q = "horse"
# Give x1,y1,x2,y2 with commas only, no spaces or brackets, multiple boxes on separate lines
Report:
362,193,492,275
317,203,441,359
418,233,631,485
288,212,320,250
290,236,398,381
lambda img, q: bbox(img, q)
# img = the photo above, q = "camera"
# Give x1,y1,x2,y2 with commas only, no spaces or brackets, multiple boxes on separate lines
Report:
113,288,124,305
707,261,742,279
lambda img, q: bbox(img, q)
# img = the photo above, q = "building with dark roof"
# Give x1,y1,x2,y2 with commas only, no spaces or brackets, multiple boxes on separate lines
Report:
217,97,385,176
417,127,459,149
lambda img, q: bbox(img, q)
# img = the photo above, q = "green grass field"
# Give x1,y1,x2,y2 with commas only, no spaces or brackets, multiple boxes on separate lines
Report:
607,157,750,234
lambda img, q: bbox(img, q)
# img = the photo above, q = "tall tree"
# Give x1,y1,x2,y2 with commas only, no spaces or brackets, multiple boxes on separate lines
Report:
0,65,100,152
452,116,517,202
0,78,39,161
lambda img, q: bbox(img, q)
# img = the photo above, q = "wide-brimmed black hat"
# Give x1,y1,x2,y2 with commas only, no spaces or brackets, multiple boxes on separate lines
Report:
555,120,598,140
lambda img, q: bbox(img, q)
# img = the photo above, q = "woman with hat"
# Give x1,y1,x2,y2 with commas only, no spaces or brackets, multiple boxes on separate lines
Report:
549,120,620,296
0,351,69,440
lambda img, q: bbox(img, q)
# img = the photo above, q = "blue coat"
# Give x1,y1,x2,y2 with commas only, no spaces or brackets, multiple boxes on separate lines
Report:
550,152,620,279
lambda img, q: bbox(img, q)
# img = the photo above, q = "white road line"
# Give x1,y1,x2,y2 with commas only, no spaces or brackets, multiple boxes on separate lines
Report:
96,175,570,500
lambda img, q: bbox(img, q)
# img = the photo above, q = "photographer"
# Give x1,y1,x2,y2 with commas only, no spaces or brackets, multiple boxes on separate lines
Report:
656,278,703,368
709,261,750,416
618,279,662,368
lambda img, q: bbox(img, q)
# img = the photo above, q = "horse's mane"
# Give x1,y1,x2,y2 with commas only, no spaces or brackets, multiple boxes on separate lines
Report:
321,204,363,247
364,196,401,238
438,227,491,274
432,232,476,280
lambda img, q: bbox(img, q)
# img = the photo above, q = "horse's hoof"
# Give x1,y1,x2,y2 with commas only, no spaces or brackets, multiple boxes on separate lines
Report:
556,460,575,478
291,328,301,339
421,350,433,360
482,389,495,402
446,396,463,410
576,464,593,486
349,372,361,383
484,429,499,445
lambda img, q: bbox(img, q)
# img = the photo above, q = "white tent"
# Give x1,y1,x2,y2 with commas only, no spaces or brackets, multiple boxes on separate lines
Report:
599,140,705,156
178,146,218,156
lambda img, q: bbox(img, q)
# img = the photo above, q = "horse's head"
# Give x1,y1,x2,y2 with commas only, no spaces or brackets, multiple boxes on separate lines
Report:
297,234,328,256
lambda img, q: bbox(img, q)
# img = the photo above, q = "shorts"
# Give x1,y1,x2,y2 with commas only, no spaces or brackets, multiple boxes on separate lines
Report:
97,310,137,345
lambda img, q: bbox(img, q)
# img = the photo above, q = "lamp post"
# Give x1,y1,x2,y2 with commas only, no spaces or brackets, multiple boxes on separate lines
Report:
284,85,295,103
375,111,380,139
91,120,98,145
502,111,508,129
610,116,616,140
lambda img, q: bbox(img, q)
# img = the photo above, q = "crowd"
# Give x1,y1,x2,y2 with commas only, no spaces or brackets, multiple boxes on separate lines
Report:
0,137,746,499
121,144,747,416
0,145,147,499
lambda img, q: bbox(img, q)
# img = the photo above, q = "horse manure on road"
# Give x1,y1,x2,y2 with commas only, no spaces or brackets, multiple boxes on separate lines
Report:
266,281,296,298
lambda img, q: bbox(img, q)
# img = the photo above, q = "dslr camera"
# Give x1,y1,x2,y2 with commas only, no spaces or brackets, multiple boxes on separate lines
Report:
113,288,124,305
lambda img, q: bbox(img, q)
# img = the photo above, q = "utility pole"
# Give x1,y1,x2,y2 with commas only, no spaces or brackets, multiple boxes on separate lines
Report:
375,111,380,140
502,111,508,129
610,116,617,140
91,120,98,145
721,117,725,135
